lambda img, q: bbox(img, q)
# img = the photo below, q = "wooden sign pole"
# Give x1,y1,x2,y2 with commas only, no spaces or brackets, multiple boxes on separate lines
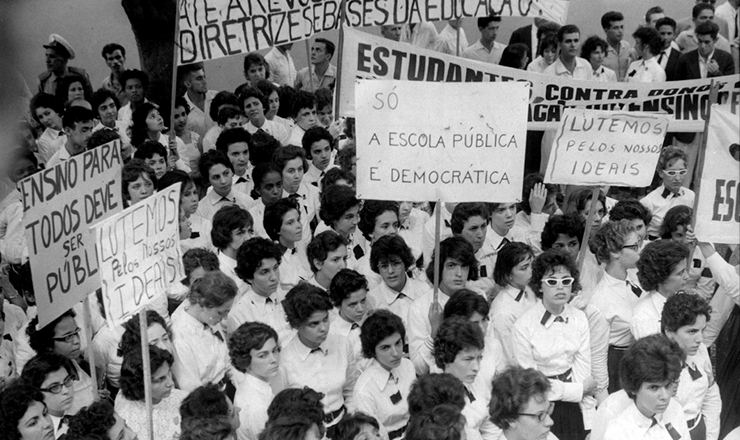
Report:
139,310,154,440
576,187,600,271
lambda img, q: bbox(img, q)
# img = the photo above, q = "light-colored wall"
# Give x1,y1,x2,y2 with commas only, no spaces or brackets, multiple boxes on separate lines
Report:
9,0,700,99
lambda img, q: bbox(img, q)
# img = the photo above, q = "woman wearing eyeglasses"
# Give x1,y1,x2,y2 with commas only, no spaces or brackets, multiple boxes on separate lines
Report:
588,220,643,394
21,353,77,438
512,249,599,440
640,146,695,240
26,309,98,414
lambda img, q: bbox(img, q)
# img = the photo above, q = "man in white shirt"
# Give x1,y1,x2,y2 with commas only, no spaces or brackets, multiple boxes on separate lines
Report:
295,38,337,92
47,106,95,168
655,17,683,80
400,22,440,50
435,19,469,55
100,43,127,106
462,15,506,64
545,25,594,79
264,43,297,87
715,0,738,43
179,62,219,139
676,4,733,53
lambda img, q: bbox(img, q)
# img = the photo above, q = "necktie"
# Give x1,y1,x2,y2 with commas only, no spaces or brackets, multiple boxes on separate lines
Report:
515,290,524,302
266,297,273,304
444,219,451,228
686,363,703,380
396,293,407,301
553,315,567,323
58,415,70,430
658,51,666,65
2,334,12,341
288,192,305,201
310,347,323,355
205,324,225,342
236,177,248,184
626,281,642,297
220,196,234,203
351,322,359,330
661,188,681,199
353,244,365,260
497,237,510,250
650,417,659,427
665,423,682,440
464,387,476,403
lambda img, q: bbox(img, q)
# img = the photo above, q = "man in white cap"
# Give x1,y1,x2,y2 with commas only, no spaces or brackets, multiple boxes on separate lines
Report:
38,33,91,96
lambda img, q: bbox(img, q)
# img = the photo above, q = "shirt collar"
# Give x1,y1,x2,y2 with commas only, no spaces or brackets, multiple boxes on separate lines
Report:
379,276,415,303
332,314,360,336
295,338,328,361
246,285,278,306
368,359,398,391
206,188,235,206
243,373,273,397
537,301,572,328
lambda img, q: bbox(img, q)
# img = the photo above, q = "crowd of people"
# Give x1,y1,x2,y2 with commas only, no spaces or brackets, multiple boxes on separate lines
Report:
0,1,739,440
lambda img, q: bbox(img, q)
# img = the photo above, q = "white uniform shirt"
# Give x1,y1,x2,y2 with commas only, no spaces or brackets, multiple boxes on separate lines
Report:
544,57,594,80
626,57,666,83
640,185,695,237
630,291,667,340
488,285,538,365
265,46,297,87
249,199,268,239
282,183,320,245
329,309,366,371
304,161,337,189
435,24,469,55
235,373,274,440
244,119,291,146
184,90,218,138
590,271,643,347
367,276,432,328
462,40,507,64
398,208,428,262
225,284,292,343
353,358,415,437
195,187,256,223
37,128,66,164
201,125,222,153
592,65,618,82
216,250,245,293
510,210,550,256
675,343,721,440
279,245,312,292
603,397,690,440
180,214,213,252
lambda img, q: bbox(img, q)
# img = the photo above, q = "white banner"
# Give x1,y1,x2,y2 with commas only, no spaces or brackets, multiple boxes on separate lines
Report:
695,104,740,243
545,109,669,187
355,80,528,203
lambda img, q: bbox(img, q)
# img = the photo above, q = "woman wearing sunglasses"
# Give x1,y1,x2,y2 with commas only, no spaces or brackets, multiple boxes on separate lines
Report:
588,220,643,394
21,353,77,438
512,249,598,440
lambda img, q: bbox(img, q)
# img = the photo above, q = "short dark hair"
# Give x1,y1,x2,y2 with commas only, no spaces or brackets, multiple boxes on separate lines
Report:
563,188,606,219
199,150,235,182
272,145,309,175
182,248,220,282
450,203,488,235
315,88,333,110
636,240,690,291
405,404,465,440
314,38,336,58
252,162,283,192
529,249,581,298
321,167,355,189
88,127,120,150
177,62,204,84
264,197,301,241
580,35,609,59
433,317,484,369
0,382,46,440
489,366,551,430
215,127,252,155
101,43,126,58
175,95,191,114
557,24,580,42
131,102,162,146
601,11,624,29
358,200,399,241
633,26,663,55
134,139,167,160
541,214,585,251
187,270,238,308
117,309,171,357
329,269,368,308
370,234,415,274
30,92,64,125
266,387,325,435
493,242,534,286
21,353,76,388
211,204,253,250
425,236,479,284
259,416,317,440
538,32,560,56
216,105,244,125
301,126,334,159
62,105,94,130
277,85,298,119
520,173,560,215
157,169,192,193
256,79,279,101
66,401,117,439
477,14,502,29
120,345,174,401
244,52,268,74
609,199,652,226
27,309,76,354
57,74,91,104
619,334,685,399
239,86,268,112
121,158,156,202
209,91,239,122
408,373,466,416
645,6,664,23
120,69,149,90
661,293,711,334
181,417,234,440
360,309,406,359
307,230,348,273
443,289,489,320
180,383,231,422
589,220,637,264
252,131,282,166
235,237,282,282
499,43,529,68
319,185,360,226
282,283,333,328
693,2,714,19
695,20,720,39
290,91,317,119
658,146,688,171
655,16,677,31
229,321,279,373
337,143,356,173
333,412,379,440
91,87,119,112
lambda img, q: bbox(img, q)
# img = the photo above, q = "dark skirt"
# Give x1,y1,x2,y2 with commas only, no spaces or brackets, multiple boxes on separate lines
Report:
717,305,740,438
607,345,627,393
550,400,587,440
688,414,706,440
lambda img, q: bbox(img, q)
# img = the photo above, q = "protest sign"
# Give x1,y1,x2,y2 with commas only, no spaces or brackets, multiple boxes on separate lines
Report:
91,184,185,327
544,109,669,187
178,0,569,64
19,141,123,328
695,104,740,243
355,80,528,203
339,28,740,132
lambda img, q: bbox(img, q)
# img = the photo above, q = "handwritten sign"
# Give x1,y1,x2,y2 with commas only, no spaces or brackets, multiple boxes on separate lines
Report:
19,141,123,328
545,109,669,187
355,80,528,203
695,104,740,243
91,184,185,327
339,28,740,132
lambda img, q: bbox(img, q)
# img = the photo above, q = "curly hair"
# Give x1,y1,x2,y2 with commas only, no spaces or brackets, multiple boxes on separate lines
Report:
541,214,585,251
657,146,688,171
235,237,283,282
489,366,551,430
239,86,268,112
337,143,356,174
130,102,161,147
360,309,406,359
306,230,348,273
661,293,712,334
636,240,690,291
332,412,379,440
321,167,356,190
633,26,663,56
272,145,309,174
450,203,488,235
588,219,636,264
30,92,64,126
182,248,220,282
282,283,333,328
251,131,282,166
563,188,606,219
208,91,239,122
263,198,301,241
57,74,92,105
493,242,534,286
121,158,156,202
120,345,174,401
433,317,484,369
443,289,489,320
358,200,399,241
66,401,117,439
580,35,608,59
266,387,325,428
659,205,692,240
179,383,230,422
117,310,172,357
319,184,360,227
211,204,253,250
407,373,466,416
329,269,368,308
215,127,251,154
619,334,685,399
199,150,235,184
180,416,235,440
405,404,465,440
529,249,581,298
609,199,652,227
0,382,46,440
188,270,238,308
258,415,316,440
370,234,415,274
290,90,317,119
20,353,76,388
301,126,334,160
228,321,279,373
27,309,76,354
425,236,479,285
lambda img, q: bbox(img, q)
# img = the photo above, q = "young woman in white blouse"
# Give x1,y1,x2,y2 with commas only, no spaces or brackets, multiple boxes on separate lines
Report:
661,293,721,440
353,309,415,440
264,198,311,291
229,322,281,440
